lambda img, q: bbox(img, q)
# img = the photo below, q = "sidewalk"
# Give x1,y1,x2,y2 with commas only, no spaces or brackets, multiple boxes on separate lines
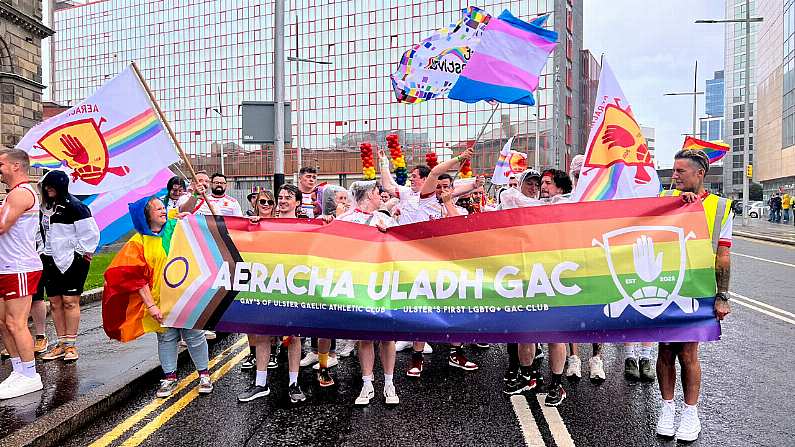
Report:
733,215,795,246
0,294,164,447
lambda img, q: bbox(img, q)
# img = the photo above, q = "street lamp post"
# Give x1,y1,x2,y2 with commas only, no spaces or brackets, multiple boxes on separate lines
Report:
664,60,704,137
696,0,763,227
287,52,332,175
274,0,286,194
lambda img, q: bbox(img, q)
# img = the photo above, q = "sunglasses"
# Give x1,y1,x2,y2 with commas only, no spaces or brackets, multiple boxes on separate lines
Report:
258,199,275,206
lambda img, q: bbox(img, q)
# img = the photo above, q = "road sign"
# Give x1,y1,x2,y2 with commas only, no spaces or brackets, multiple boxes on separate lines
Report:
241,101,292,144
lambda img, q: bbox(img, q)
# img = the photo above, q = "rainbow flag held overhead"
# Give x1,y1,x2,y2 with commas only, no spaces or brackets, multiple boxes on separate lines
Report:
17,65,178,195
447,11,558,105
158,198,722,343
573,59,661,202
682,136,729,164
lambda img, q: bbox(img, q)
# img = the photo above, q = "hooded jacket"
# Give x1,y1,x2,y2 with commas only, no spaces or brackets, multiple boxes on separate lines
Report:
39,170,100,273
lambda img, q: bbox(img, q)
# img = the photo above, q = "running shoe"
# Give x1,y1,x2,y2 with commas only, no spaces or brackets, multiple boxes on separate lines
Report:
624,357,640,381
288,383,307,403
156,378,178,398
503,365,520,383
448,350,478,371
241,354,256,370
238,384,270,402
268,347,280,369
588,356,606,382
544,384,566,407
503,374,537,395
317,367,335,387
0,348,9,360
383,383,399,405
299,351,319,367
33,336,48,354
656,401,676,437
394,341,413,352
336,339,356,357
355,382,374,406
423,343,433,354
198,374,213,394
565,355,581,378
639,357,655,382
63,346,79,362
676,405,701,441
204,330,217,340
406,357,423,378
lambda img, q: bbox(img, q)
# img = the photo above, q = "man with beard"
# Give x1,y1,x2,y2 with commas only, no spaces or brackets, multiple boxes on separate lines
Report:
177,172,243,217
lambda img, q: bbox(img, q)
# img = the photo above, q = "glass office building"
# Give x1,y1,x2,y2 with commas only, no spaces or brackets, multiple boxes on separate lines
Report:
53,0,583,184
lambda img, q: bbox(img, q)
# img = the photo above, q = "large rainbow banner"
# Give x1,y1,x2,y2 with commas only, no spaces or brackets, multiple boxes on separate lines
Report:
159,197,721,343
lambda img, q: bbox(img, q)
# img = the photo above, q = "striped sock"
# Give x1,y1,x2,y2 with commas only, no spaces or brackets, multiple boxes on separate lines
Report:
64,335,77,347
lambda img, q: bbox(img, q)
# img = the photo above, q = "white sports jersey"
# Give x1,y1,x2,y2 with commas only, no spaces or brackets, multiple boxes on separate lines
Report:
0,183,43,274
336,209,395,228
177,193,243,217
393,185,442,225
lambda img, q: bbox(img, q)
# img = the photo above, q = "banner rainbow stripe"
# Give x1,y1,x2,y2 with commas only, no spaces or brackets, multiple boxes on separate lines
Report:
159,198,721,343
578,164,624,201
682,136,729,164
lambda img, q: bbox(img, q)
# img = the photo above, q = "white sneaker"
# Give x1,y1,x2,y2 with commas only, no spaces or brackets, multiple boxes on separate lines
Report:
355,382,375,406
384,383,399,405
0,373,43,399
336,340,356,357
198,375,213,394
423,343,433,354
312,355,339,369
204,330,217,340
656,400,676,437
300,351,319,367
395,341,413,352
589,356,606,381
675,405,701,441
0,371,22,392
565,355,581,378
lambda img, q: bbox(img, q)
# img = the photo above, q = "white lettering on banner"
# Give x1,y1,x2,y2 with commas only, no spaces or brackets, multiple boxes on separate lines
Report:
209,262,583,300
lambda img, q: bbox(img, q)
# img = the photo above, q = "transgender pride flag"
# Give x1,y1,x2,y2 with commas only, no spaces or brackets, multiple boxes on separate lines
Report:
448,11,558,105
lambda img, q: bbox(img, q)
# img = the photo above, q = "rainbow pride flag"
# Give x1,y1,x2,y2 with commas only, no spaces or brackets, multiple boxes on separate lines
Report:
158,198,721,343
682,136,729,164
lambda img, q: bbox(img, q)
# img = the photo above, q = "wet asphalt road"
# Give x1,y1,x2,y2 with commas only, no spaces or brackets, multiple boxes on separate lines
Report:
61,237,794,447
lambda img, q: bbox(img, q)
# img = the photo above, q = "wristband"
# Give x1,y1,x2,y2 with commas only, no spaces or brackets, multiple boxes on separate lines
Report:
456,155,463,163
148,304,157,309
715,292,729,302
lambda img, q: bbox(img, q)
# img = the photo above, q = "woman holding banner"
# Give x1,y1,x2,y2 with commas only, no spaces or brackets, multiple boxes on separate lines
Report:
336,181,400,406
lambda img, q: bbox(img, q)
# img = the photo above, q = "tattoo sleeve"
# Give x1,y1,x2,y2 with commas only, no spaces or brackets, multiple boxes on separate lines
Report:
715,246,731,293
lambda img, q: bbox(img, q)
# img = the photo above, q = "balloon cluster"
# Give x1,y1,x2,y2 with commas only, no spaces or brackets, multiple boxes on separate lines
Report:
360,142,376,180
386,134,408,185
459,158,473,178
425,152,438,169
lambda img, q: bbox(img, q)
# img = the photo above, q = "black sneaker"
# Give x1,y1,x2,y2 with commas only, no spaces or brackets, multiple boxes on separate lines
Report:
317,367,335,387
544,384,566,407
267,350,279,369
503,374,536,395
288,383,307,403
241,354,256,370
503,366,519,383
532,369,544,388
639,357,655,382
237,384,270,402
624,357,640,381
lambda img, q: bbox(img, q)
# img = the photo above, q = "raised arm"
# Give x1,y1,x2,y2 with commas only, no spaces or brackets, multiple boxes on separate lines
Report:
452,174,485,198
419,147,474,196
377,148,398,193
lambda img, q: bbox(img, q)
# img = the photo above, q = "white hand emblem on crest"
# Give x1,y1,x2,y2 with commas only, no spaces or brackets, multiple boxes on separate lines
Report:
633,235,662,283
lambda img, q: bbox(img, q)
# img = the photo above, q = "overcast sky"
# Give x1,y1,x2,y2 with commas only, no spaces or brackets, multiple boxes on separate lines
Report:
584,1,726,168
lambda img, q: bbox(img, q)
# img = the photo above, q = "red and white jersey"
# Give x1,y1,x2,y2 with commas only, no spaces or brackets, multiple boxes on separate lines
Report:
0,183,43,274
393,185,441,225
177,193,243,217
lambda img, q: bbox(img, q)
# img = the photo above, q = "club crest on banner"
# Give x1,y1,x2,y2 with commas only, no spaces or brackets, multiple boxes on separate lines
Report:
593,225,698,320
35,118,130,185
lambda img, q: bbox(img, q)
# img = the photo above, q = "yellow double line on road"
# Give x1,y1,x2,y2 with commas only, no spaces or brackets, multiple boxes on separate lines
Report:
89,336,248,447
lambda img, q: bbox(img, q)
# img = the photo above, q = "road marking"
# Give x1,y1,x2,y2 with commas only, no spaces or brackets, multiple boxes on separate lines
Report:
730,293,795,326
729,292,795,318
510,395,545,447
88,336,247,447
735,235,795,248
732,252,795,268
120,348,248,446
536,394,576,447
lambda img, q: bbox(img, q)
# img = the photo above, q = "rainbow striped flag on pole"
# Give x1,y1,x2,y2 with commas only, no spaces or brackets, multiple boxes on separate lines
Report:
17,65,178,195
682,136,729,164
152,199,722,343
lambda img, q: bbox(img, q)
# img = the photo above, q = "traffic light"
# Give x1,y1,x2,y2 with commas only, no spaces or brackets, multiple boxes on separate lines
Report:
746,164,753,178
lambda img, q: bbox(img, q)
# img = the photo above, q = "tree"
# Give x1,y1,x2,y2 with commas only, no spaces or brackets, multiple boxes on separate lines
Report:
749,183,763,201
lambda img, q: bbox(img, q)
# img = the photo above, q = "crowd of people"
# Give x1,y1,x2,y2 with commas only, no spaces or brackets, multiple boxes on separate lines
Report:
767,192,794,224
0,144,732,442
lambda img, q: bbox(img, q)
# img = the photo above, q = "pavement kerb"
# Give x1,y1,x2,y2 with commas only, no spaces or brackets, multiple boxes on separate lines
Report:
5,287,186,447
734,231,795,246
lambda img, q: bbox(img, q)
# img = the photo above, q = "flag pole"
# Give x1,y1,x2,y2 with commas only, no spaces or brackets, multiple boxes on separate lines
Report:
130,62,217,215
454,102,500,181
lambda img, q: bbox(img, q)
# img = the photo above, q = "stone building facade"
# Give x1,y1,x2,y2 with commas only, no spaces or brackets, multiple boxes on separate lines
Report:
0,0,53,148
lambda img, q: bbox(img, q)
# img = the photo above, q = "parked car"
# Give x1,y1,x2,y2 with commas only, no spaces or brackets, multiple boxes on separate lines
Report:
747,201,769,218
